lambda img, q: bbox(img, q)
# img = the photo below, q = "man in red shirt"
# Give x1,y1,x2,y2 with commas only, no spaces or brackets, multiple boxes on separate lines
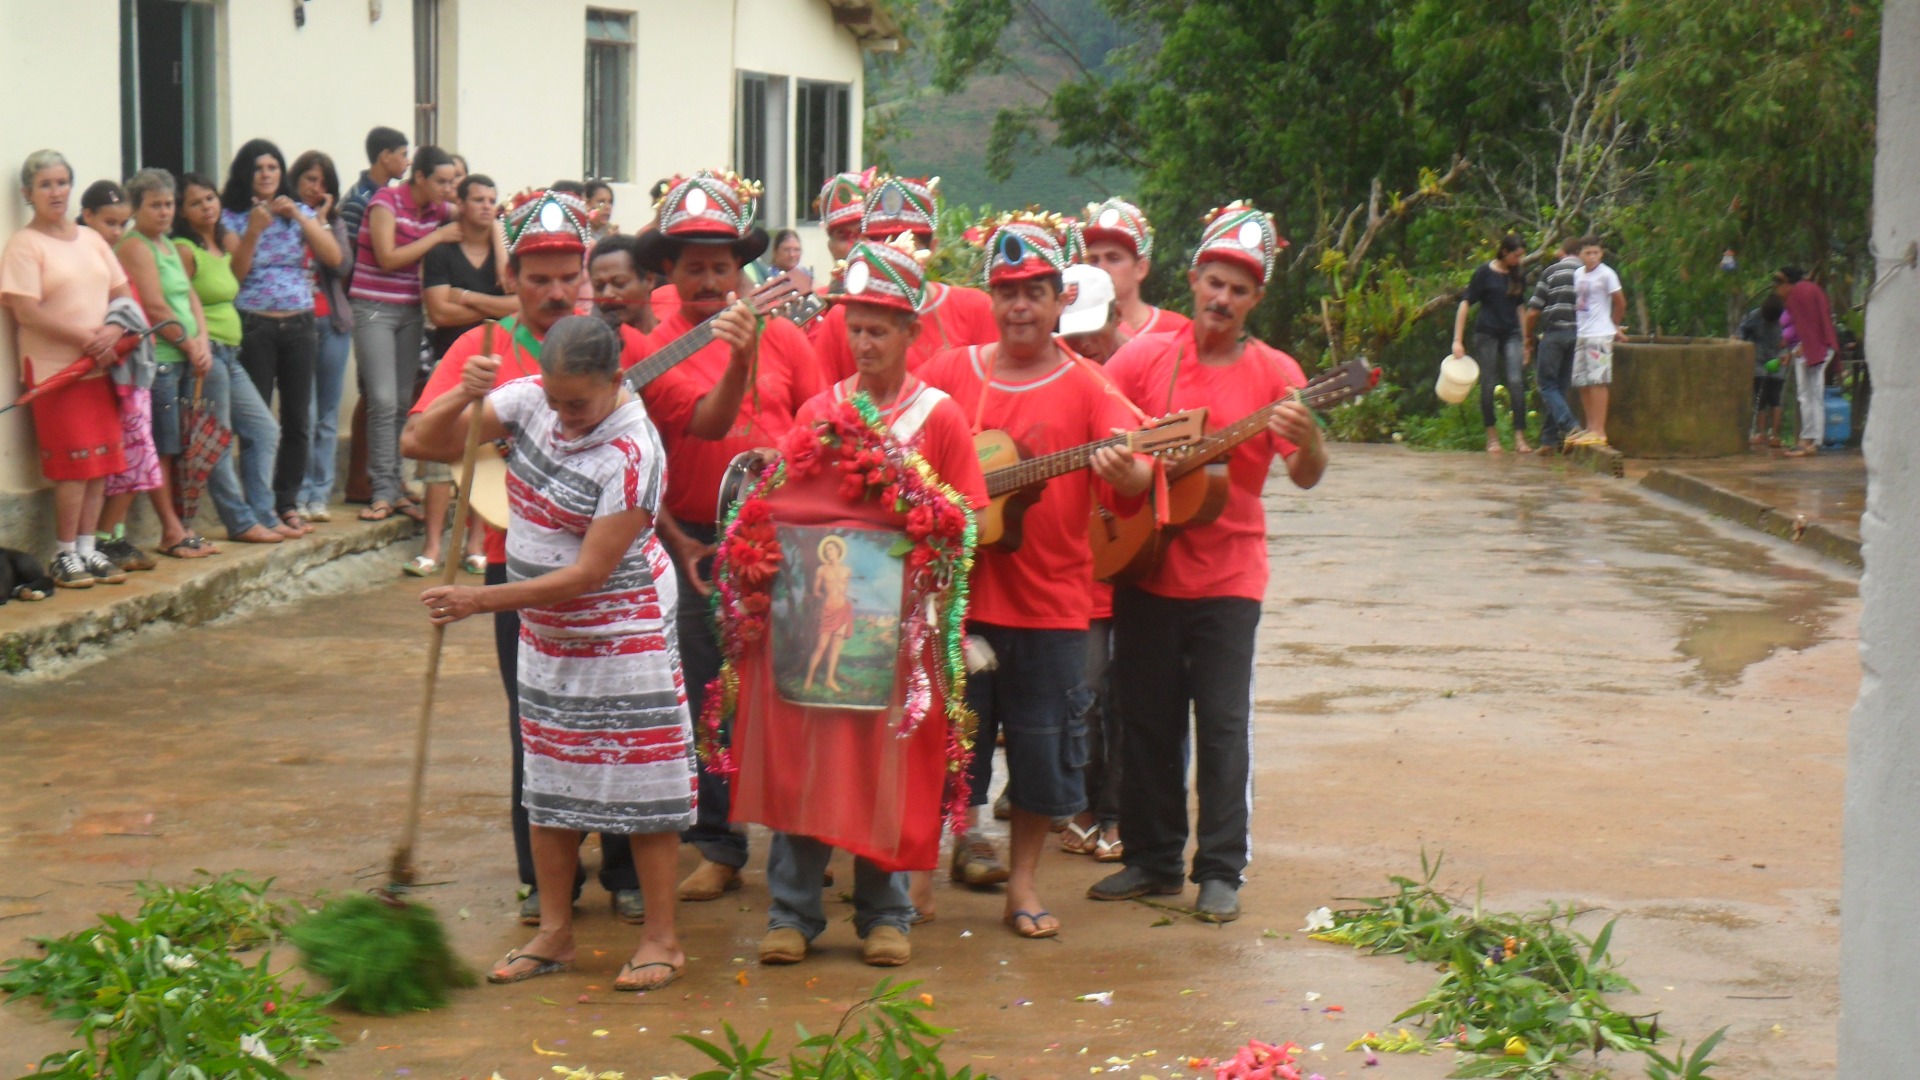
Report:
1077,197,1190,342
918,216,1152,939
1088,201,1327,923
810,176,998,381
633,171,818,902
405,190,760,928
753,234,989,968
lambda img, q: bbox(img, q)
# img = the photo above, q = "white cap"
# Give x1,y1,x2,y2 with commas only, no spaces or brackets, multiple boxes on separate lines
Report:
1058,263,1116,336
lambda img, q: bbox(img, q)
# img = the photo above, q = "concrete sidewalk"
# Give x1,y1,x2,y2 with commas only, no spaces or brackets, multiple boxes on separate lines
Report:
1635,447,1865,567
1,504,419,676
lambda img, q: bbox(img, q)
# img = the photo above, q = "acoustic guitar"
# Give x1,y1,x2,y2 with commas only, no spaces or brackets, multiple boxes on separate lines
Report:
974,409,1207,551
465,273,824,529
1090,358,1376,582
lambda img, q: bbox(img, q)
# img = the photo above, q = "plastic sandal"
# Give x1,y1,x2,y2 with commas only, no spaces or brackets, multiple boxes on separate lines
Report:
402,554,440,577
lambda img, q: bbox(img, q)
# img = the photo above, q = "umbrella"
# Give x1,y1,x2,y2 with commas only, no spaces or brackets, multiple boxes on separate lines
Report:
171,373,232,524
0,321,184,417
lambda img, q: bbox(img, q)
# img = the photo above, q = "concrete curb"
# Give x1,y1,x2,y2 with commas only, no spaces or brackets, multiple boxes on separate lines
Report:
1565,442,1626,477
1,515,415,676
1640,468,1863,568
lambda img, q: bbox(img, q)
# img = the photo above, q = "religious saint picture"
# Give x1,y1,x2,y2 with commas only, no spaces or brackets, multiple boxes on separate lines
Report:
770,525,906,709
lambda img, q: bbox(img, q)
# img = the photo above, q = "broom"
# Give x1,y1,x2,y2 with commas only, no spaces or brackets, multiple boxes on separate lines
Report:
290,324,501,1014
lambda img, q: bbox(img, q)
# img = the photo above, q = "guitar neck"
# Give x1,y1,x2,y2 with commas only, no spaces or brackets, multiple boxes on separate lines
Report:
1165,380,1349,479
985,433,1130,497
623,319,718,392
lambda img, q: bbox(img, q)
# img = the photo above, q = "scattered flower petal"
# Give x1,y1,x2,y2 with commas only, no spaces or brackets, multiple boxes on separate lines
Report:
1299,907,1335,933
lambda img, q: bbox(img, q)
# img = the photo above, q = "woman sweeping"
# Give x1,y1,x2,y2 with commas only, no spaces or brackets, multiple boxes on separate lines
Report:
410,314,693,993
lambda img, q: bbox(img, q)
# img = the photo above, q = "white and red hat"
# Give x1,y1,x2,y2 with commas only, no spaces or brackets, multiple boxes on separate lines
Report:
981,212,1071,285
1058,264,1116,336
860,175,939,239
830,233,930,315
504,190,592,258
816,168,876,231
1192,200,1284,286
634,170,769,274
1080,197,1155,259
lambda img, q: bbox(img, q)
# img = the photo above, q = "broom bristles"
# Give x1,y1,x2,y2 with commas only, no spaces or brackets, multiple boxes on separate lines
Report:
289,893,475,1015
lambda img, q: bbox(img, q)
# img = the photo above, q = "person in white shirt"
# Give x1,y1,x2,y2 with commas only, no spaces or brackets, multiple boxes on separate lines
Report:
1569,236,1627,447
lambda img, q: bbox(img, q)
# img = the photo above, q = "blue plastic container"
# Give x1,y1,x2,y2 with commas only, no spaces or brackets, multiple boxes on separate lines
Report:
1824,386,1851,448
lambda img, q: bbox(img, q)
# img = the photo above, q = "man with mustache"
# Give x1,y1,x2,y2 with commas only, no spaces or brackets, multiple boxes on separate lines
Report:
403,191,760,925
633,171,823,903
1087,201,1326,923
916,215,1153,939
810,176,998,381
588,232,658,338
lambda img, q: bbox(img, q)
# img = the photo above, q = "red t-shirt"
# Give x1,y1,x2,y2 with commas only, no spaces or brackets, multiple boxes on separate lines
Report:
917,343,1142,630
412,318,655,563
1103,327,1305,602
1121,305,1191,341
638,308,810,526
793,375,989,514
812,282,1000,383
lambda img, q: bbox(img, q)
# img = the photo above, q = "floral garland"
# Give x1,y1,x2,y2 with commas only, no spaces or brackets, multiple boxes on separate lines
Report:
697,392,980,836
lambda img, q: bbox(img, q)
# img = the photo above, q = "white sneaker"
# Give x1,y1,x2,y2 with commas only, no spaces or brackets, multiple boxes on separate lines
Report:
306,501,332,522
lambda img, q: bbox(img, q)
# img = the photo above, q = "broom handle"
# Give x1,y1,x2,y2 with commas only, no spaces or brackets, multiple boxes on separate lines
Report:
391,321,498,885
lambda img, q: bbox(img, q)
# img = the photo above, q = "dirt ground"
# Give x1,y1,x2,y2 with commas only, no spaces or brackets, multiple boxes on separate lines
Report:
1,444,1856,1079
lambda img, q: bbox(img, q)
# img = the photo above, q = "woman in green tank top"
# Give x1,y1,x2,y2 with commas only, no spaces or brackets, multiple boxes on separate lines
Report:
180,219,242,348
107,168,214,559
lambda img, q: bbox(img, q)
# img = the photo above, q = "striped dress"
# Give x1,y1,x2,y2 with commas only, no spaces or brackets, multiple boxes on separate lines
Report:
491,378,696,834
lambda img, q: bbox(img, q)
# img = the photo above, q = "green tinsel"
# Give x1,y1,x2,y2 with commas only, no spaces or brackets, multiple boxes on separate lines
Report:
288,894,474,1015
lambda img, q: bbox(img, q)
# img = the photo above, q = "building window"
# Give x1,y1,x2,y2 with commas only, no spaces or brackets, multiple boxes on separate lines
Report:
119,0,219,179
796,81,852,223
585,10,635,183
413,0,441,147
736,71,789,227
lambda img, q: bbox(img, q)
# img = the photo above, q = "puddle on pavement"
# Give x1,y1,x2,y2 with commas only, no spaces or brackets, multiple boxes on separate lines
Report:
1678,607,1822,684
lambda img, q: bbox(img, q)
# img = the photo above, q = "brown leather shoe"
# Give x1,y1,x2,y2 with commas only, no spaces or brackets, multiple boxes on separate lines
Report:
759,926,808,965
861,925,911,967
678,859,742,901
948,833,1010,887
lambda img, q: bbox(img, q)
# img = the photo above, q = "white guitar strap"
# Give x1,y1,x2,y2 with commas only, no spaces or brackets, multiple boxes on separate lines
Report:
889,385,948,444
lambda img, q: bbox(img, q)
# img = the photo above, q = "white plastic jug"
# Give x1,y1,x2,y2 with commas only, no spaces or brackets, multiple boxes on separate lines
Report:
1435,354,1480,404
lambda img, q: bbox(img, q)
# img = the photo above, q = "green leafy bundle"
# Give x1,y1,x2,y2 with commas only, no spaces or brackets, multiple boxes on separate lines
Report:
287,893,474,1016
1311,854,1725,1079
0,873,341,1079
678,978,982,1079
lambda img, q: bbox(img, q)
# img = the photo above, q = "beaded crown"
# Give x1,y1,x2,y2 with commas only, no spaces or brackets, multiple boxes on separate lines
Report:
830,233,931,315
1192,200,1285,285
860,175,940,239
1080,197,1155,260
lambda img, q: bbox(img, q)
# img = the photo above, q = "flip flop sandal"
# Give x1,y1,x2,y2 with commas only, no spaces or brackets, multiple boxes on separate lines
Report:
1060,821,1101,855
161,538,211,559
486,950,574,984
462,554,488,575
614,960,682,992
395,499,428,523
402,554,441,577
1004,909,1059,939
359,502,397,522
1094,837,1125,863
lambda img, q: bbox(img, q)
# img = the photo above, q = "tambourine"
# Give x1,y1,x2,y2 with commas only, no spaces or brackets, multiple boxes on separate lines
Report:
716,448,774,519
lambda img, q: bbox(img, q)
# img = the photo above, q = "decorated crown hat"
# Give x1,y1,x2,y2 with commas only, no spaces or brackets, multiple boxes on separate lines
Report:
1191,200,1285,286
634,170,770,274
981,211,1071,285
830,233,930,315
860,175,940,239
1080,197,1155,259
1061,217,1090,266
504,190,592,258
816,168,876,231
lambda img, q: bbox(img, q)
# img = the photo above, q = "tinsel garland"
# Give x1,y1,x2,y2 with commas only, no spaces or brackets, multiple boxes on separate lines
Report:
696,392,980,836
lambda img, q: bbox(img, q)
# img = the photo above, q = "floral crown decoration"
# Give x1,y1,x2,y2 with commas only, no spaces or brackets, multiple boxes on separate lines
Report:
831,232,934,314
1192,199,1286,285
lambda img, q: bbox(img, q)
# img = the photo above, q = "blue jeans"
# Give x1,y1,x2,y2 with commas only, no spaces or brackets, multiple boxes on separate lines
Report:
766,833,913,940
350,299,425,505
1473,330,1527,431
203,343,280,536
1534,331,1579,444
672,521,748,869
300,316,353,507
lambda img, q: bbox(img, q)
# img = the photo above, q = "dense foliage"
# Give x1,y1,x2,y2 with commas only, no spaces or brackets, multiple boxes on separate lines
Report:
882,0,1880,418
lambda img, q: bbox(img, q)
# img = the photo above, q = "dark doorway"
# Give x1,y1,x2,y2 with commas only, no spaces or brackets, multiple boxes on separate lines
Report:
121,0,218,179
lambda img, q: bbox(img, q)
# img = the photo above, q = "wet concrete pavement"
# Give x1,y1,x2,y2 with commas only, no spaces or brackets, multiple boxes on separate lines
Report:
0,444,1857,1078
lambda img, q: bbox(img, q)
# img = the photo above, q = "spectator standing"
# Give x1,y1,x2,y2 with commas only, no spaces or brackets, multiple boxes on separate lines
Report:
1451,234,1532,453
1773,266,1839,458
584,180,616,243
110,169,216,561
175,173,284,545
337,126,410,280
1523,238,1583,454
412,172,514,576
1738,295,1787,448
292,150,352,522
347,145,459,522
78,182,131,246
1,150,134,587
221,138,342,536
1568,236,1626,448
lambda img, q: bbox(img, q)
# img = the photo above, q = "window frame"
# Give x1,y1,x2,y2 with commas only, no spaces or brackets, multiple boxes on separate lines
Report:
794,79,852,225
585,9,636,183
